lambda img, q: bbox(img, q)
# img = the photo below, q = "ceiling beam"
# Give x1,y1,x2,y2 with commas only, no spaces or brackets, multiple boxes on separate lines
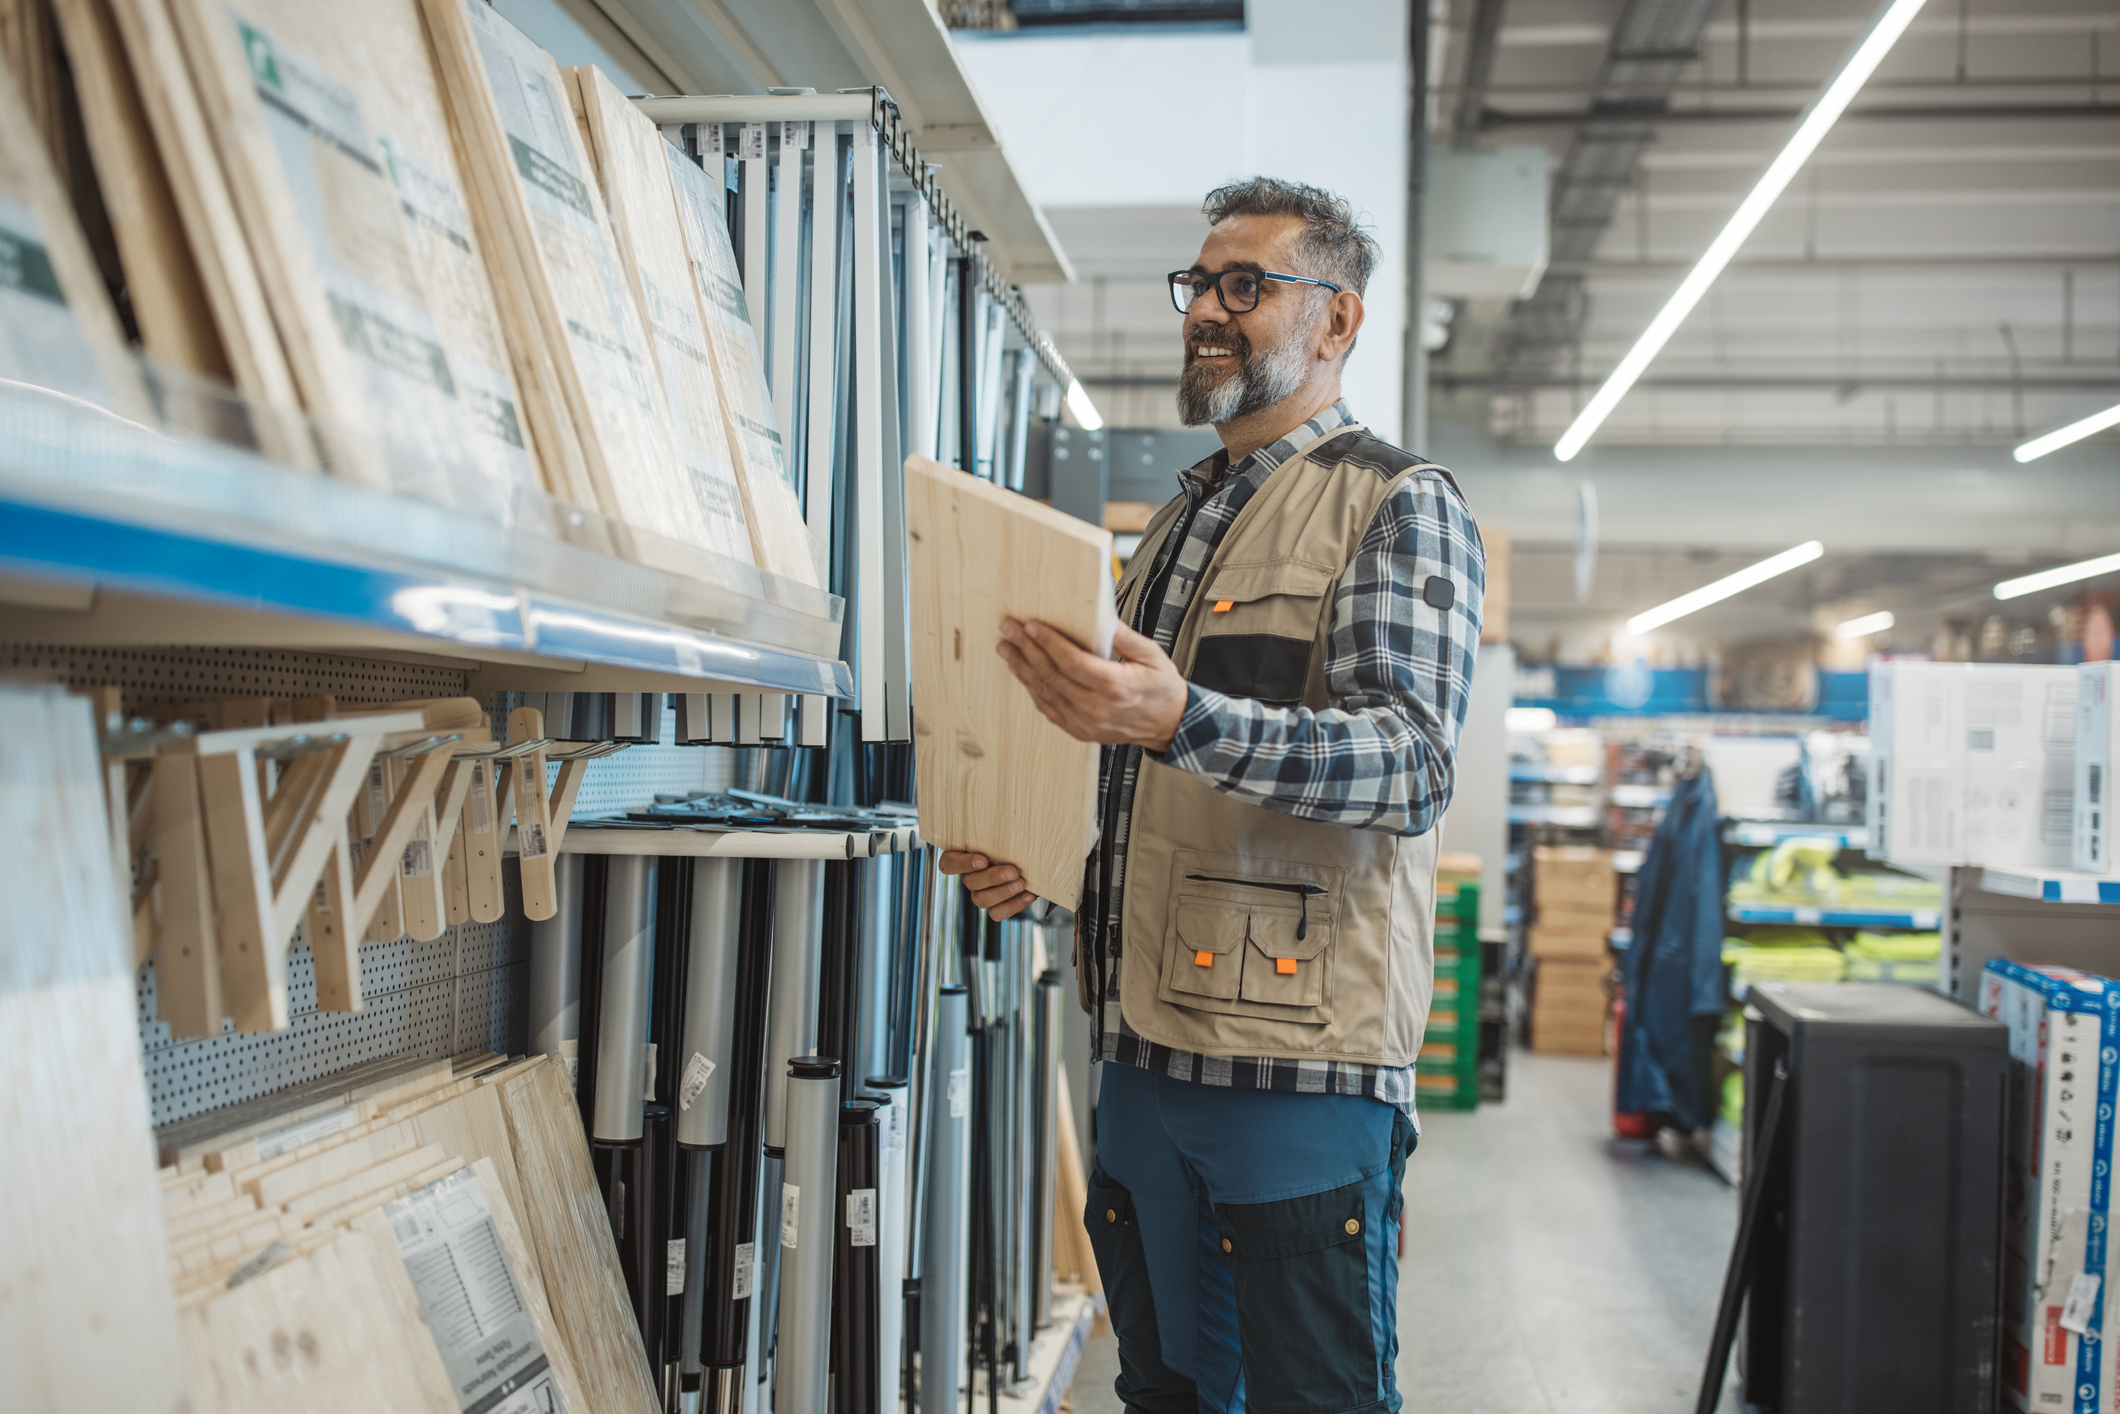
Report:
1450,0,1509,143
1481,101,2120,126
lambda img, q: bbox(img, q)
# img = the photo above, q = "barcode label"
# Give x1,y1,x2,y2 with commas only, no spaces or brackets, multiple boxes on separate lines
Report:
2062,1271,2102,1333
847,1189,877,1247
732,1241,754,1297
521,820,549,860
781,1184,800,1249
739,122,767,160
402,836,432,878
679,1051,715,1112
366,760,387,820
948,1068,969,1119
312,877,331,914
782,120,809,150
470,762,490,833
666,1238,686,1296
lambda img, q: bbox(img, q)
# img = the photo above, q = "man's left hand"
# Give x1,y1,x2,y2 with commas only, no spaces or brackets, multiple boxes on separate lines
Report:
997,619,1189,753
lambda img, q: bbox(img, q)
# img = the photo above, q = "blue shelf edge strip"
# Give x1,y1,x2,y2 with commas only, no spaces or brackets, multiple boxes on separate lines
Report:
2043,878,2120,904
1726,903,1941,929
0,496,854,698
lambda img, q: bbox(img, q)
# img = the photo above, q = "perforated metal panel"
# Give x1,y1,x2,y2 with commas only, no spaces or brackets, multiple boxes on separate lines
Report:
0,642,472,710
562,702,744,814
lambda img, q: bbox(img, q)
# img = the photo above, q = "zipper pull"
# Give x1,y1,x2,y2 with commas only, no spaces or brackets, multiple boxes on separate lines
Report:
1297,893,1308,942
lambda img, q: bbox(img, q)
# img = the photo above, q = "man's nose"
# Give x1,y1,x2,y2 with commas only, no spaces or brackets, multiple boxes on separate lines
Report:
1190,294,1233,328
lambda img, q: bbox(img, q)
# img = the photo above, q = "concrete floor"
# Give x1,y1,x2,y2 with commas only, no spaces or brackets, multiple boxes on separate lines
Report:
1066,1050,1744,1413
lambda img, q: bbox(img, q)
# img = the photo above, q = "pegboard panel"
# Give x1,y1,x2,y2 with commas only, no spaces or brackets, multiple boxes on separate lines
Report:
561,701,749,815
139,915,530,1128
0,642,471,711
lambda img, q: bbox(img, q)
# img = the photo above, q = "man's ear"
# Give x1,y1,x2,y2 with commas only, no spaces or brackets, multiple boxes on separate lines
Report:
1318,290,1364,362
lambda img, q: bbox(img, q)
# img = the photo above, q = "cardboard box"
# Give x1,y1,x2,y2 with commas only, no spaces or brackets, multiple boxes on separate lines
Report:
2076,663,2120,873
1875,663,2076,869
1531,1021,1606,1057
1530,923,1608,961
1978,959,2120,1413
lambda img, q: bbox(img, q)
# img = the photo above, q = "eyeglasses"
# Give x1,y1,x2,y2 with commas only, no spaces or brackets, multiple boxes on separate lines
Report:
1168,268,1342,315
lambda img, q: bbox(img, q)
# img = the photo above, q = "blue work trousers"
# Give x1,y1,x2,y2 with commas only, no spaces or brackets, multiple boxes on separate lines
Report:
1086,1064,1415,1414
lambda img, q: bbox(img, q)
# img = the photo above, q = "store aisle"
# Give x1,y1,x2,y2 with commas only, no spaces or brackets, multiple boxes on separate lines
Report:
1396,1052,1740,1413
1067,1051,1741,1414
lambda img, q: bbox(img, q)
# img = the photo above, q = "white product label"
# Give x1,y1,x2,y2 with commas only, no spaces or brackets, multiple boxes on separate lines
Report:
401,834,432,878
666,1238,686,1296
782,120,809,151
781,1183,800,1249
2062,1271,2102,1334
644,1043,657,1103
882,1097,906,1153
847,1189,877,1248
385,1167,569,1413
679,1051,715,1112
470,762,491,833
255,1105,358,1160
738,122,767,161
948,1068,969,1119
732,1241,755,1298
520,820,548,860
366,759,387,823
561,1044,579,1094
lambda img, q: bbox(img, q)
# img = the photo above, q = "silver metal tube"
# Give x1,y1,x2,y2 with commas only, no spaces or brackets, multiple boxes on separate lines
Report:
1012,929,1034,1375
592,855,654,1144
864,1076,911,1406
919,987,970,1414
528,852,584,1059
777,1057,842,1414
678,859,744,1148
1033,964,1062,1330
763,859,823,1152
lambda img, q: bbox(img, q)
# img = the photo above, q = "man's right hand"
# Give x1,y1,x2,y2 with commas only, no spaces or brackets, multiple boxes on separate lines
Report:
938,851,1040,921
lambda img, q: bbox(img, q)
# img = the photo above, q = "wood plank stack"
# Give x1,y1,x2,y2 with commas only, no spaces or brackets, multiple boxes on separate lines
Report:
158,1049,658,1414
38,0,819,579
1529,846,1618,1055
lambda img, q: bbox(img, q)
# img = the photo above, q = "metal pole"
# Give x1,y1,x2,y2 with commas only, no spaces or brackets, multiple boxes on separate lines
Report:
1031,968,1061,1330
817,860,859,1101
593,855,655,1145
702,859,777,1414
528,852,584,1058
834,1098,884,1414
918,986,970,1414
779,1056,843,1414
1405,0,1432,453
955,255,979,475
764,859,825,1152
572,856,610,1120
864,1075,911,1406
678,859,745,1150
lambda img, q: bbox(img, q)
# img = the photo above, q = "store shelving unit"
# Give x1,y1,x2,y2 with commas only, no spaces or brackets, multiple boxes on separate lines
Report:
1508,804,1602,827
1725,902,1943,930
1725,821,1869,849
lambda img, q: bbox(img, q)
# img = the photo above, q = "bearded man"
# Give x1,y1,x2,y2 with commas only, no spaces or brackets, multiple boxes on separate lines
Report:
943,177,1486,1414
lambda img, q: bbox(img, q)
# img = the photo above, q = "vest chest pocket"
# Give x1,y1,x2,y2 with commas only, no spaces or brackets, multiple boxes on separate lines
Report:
1165,898,1247,1002
1189,561,1335,708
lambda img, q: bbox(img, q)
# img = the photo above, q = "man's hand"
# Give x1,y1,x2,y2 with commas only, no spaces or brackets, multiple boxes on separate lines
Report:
996,620,1189,753
938,850,1040,921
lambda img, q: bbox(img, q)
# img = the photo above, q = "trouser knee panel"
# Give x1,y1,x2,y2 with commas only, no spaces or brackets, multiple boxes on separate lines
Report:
1085,1165,1198,1414
1213,1181,1382,1414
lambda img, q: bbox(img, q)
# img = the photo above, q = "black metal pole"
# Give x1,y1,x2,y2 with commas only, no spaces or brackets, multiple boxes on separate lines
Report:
955,254,979,475
833,1098,884,1414
818,859,861,1101
573,854,610,1126
702,859,778,1414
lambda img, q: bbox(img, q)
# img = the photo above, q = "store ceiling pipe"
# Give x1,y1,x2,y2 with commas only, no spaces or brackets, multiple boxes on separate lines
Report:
764,859,824,1152
1553,0,1933,461
777,1057,843,1414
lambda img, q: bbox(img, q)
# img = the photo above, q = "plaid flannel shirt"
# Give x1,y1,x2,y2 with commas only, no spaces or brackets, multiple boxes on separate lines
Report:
1081,401,1486,1121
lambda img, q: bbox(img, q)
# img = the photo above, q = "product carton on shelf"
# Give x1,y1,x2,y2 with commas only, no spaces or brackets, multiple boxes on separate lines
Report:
1872,662,2076,870
1528,922,1609,961
1977,958,2120,1413
2074,662,2120,874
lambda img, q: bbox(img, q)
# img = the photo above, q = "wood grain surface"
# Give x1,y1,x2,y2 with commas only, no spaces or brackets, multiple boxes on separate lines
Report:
904,454,1114,909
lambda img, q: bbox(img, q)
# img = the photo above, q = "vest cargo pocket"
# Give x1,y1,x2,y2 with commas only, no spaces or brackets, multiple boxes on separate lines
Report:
1239,905,1334,1014
1163,897,1247,1004
1213,1181,1378,1413
1189,561,1335,708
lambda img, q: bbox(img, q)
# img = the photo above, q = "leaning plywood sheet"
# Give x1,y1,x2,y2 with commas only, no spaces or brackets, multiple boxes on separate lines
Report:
102,0,305,439
904,455,1114,910
0,687,188,1414
0,59,139,408
664,138,822,587
50,0,226,377
167,0,529,504
497,1053,659,1414
421,0,727,569
566,63,753,567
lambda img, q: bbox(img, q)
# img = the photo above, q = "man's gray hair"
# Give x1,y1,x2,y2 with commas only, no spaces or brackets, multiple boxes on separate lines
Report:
1202,177,1379,296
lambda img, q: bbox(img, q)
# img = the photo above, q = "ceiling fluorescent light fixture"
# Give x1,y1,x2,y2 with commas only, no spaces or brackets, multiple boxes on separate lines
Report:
1835,609,1895,639
1065,379,1104,431
1505,707,1559,733
1994,551,2120,601
2014,400,2120,463
1625,541,1824,635
1552,0,1931,463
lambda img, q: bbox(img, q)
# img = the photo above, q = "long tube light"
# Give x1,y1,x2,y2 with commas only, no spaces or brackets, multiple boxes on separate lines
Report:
1064,379,1104,431
2014,400,2120,463
1625,541,1824,634
1835,610,1894,639
1553,0,1931,463
1995,552,2120,601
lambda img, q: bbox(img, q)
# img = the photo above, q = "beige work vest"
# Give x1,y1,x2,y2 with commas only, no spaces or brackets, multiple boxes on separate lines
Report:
1099,424,1446,1068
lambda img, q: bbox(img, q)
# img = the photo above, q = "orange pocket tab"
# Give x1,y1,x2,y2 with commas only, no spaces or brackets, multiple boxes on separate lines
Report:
1213,600,1234,612
1194,950,1214,968
1275,957,1298,975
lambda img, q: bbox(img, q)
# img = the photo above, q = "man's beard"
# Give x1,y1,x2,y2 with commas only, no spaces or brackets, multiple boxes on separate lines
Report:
1176,313,1318,427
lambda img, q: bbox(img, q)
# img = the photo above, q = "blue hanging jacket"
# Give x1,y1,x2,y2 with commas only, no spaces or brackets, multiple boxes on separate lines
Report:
1614,768,1726,1128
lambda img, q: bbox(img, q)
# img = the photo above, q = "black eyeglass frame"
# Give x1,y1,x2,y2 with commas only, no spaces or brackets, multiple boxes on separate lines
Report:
1167,268,1343,315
